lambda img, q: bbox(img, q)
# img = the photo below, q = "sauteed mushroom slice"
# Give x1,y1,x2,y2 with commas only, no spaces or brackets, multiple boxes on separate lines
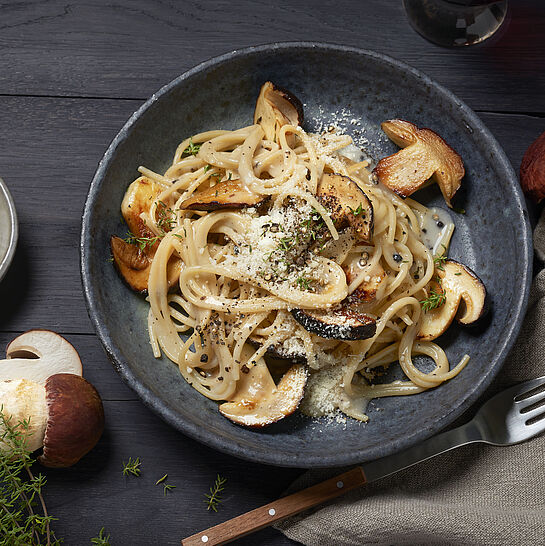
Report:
113,176,183,293
253,81,304,142
121,176,164,241
374,120,464,207
179,179,269,211
110,236,150,294
110,236,182,295
343,257,387,304
418,259,486,341
247,336,306,362
317,173,374,243
219,360,307,427
291,307,376,341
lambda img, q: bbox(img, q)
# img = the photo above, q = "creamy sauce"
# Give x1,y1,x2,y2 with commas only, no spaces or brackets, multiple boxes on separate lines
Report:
417,206,454,255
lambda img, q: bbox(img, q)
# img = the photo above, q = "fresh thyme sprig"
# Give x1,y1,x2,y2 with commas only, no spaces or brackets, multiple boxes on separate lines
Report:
122,457,141,477
163,483,176,495
91,527,111,545
182,138,201,156
204,474,227,512
0,408,61,545
420,288,446,311
155,474,176,495
123,232,160,252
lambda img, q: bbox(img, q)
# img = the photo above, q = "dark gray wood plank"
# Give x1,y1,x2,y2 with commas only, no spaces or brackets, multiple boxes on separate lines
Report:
42,399,303,545
0,95,542,333
0,0,543,112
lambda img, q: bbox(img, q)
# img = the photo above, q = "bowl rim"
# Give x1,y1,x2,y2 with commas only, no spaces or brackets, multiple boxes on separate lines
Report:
0,177,18,283
81,41,533,467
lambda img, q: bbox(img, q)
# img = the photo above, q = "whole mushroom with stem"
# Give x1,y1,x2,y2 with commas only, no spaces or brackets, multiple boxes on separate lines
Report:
0,330,104,467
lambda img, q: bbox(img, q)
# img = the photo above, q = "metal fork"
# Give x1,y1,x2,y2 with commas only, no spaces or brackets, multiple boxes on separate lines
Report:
182,376,545,546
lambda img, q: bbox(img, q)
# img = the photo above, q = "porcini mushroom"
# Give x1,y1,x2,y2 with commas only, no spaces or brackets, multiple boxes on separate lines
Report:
219,360,307,428
342,258,387,304
374,120,465,207
110,236,182,294
111,176,182,293
179,178,269,211
247,336,306,362
317,173,374,243
418,260,486,341
122,176,164,241
253,81,304,143
0,331,104,467
291,307,376,341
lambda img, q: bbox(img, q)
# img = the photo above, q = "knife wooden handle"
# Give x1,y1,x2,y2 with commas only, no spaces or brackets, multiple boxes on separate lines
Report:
181,466,367,546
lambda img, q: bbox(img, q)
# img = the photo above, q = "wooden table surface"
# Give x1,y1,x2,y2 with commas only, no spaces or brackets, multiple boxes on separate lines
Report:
0,1,544,544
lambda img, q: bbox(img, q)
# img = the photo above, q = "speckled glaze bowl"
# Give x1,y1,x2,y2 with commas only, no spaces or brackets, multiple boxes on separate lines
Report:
81,43,532,468
0,177,18,283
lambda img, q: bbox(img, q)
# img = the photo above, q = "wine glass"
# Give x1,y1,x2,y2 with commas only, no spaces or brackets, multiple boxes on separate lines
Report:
403,0,509,47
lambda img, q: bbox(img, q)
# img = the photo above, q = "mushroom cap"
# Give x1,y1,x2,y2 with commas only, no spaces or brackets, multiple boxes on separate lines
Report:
2,330,82,384
39,373,104,468
520,130,545,203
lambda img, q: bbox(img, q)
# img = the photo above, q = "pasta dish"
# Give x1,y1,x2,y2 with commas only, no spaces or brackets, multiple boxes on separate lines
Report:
110,82,486,427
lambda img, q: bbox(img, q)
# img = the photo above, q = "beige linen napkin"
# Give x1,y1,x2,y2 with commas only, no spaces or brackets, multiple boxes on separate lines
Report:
277,210,545,546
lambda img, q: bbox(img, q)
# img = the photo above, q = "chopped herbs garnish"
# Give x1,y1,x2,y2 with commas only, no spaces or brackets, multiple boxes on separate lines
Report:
123,232,160,252
203,164,211,173
156,201,178,233
155,474,168,485
433,254,447,271
420,288,446,311
278,236,295,253
122,457,141,477
452,207,466,214
204,474,227,512
0,409,62,545
183,138,201,156
296,276,313,291
91,527,111,545
455,272,462,276
348,202,366,217
163,483,176,495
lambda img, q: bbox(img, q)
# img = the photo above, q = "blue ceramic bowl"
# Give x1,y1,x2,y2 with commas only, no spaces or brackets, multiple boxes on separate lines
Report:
81,43,532,467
